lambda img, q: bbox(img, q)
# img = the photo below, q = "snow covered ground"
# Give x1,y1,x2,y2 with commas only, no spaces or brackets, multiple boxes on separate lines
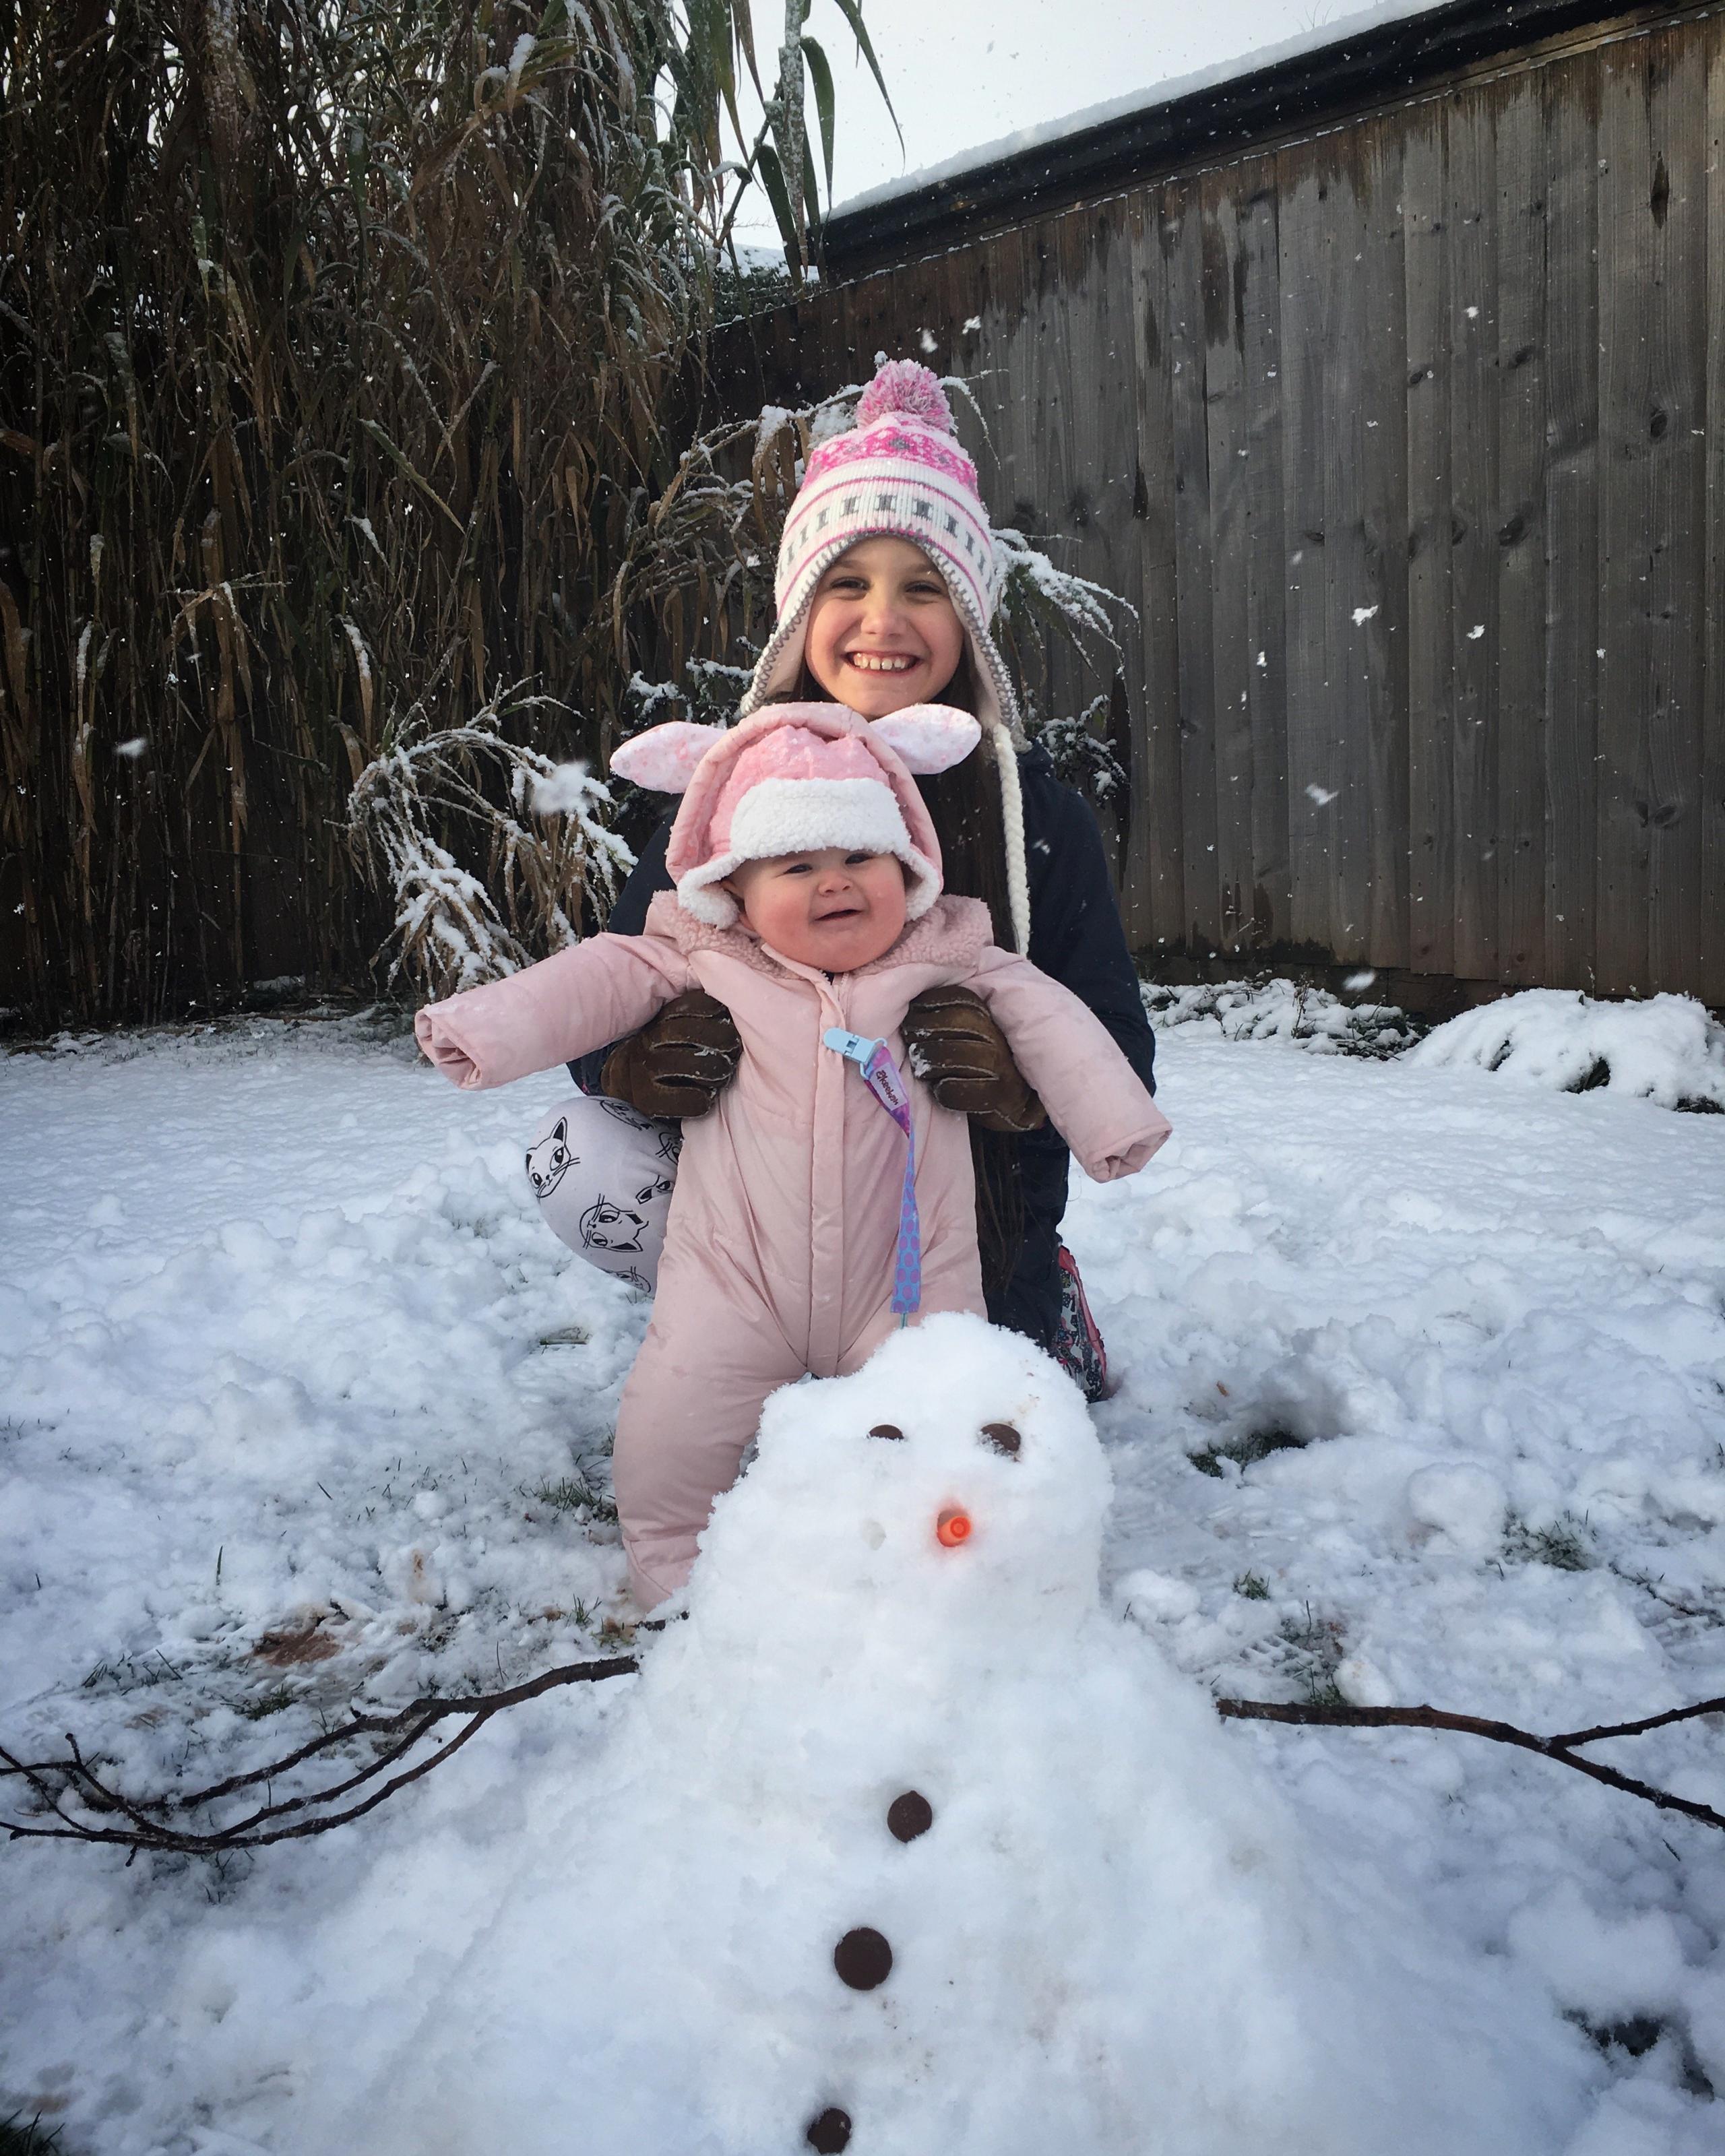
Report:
3,1004,1724,2152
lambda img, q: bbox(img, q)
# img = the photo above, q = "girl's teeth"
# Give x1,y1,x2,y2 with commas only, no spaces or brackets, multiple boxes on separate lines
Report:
851,655,914,672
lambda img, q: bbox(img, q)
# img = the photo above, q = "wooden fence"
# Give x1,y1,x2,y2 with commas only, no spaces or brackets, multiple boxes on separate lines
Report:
718,3,1725,1005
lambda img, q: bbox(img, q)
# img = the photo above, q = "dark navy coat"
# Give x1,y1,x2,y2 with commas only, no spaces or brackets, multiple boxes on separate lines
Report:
576,742,1156,1349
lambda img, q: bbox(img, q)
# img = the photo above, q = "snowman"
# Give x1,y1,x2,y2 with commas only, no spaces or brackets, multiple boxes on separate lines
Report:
272,1315,1586,2156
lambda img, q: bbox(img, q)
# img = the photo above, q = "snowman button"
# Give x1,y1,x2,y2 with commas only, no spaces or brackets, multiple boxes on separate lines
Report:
868,1422,905,1442
887,1790,934,1843
834,1927,893,1990
806,2108,852,2152
980,1421,1022,1457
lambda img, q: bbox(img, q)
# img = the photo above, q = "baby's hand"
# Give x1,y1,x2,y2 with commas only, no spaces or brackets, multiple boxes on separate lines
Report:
902,984,1045,1133
600,992,741,1119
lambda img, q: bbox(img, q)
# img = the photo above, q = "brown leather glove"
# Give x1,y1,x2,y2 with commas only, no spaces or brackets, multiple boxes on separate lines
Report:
598,991,741,1119
901,982,1046,1133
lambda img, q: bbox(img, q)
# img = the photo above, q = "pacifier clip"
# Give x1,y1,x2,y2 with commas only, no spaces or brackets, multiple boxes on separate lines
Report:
823,1027,920,1319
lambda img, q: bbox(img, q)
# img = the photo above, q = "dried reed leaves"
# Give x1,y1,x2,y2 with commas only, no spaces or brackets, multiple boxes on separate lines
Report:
1,0,743,1023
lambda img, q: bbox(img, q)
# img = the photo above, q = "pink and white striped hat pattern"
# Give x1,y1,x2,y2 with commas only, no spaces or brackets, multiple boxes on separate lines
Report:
740,359,1027,753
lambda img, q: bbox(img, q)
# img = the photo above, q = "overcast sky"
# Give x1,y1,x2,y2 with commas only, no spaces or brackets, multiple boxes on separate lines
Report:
729,0,1440,242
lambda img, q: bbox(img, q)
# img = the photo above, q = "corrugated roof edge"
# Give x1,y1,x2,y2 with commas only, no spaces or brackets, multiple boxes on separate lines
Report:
817,0,1697,280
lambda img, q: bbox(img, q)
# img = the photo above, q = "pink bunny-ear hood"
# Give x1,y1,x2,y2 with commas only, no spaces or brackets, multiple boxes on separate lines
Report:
867,704,980,774
608,720,726,794
664,703,951,928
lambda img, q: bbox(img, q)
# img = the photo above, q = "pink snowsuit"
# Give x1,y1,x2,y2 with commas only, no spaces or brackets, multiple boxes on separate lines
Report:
418,896,1169,1605
416,705,1170,1606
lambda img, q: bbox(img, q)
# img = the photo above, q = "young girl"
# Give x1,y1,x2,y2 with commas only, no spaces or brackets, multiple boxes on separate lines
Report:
534,358,1159,1399
418,703,1169,1608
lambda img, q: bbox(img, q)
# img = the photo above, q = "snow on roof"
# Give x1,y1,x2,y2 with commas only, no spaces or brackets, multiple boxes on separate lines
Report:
832,0,1448,222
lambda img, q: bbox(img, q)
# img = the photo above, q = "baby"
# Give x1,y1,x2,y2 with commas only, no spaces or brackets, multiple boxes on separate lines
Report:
416,702,1170,1608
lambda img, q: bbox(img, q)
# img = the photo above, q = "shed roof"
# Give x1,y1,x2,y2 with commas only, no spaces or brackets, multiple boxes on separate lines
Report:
819,0,1700,280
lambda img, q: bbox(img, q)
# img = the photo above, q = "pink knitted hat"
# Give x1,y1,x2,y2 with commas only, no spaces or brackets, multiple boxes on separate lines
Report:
610,701,981,930
737,356,1033,952
742,360,1024,743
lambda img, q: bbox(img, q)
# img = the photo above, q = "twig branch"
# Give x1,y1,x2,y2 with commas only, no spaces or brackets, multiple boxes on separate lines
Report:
1,1654,638,1855
5,1665,1720,1858
1215,1694,1725,1833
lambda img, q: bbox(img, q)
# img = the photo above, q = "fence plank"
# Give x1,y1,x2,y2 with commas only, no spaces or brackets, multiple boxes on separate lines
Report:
1598,44,1658,994
1447,90,1501,978
1319,141,1377,966
1164,179,1222,952
1356,117,1412,969
1238,169,1291,953
1541,55,1601,992
1278,157,1338,956
1705,19,1725,1005
1125,189,1187,953
1200,175,1256,953
1643,28,1708,996
1402,107,1455,977
1493,75,1550,986
1057,202,1141,873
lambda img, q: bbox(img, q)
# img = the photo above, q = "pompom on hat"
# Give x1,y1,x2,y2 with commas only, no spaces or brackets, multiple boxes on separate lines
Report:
739,354,1033,951
611,702,981,931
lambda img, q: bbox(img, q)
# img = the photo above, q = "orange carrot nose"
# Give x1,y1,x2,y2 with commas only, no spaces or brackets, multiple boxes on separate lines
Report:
936,1508,972,1548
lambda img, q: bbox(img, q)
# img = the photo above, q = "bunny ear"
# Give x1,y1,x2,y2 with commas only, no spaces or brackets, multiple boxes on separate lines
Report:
609,721,727,793
869,705,982,775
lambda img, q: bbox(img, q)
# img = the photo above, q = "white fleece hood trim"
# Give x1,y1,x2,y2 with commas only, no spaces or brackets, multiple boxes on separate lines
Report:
676,775,940,927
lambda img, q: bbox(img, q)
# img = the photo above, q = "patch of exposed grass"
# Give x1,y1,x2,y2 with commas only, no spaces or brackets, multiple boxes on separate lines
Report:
79,1651,181,1694
1,2112,65,2155
1503,1513,1595,1572
237,1688,296,1721
1278,1603,1348,1707
1189,1428,1307,1479
524,1471,618,1527
1232,1572,1271,1601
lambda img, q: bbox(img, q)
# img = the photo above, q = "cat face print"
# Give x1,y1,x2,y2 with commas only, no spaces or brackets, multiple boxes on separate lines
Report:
525,1118,575,1199
580,1195,648,1253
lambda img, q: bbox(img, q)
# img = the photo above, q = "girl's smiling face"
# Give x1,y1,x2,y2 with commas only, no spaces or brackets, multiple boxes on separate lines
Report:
803,537,966,718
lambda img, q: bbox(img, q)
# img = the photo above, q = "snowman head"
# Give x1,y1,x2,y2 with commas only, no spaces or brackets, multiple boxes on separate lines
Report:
687,1314,1112,1650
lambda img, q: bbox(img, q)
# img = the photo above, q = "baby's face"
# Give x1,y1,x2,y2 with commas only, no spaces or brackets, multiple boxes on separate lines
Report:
727,849,908,971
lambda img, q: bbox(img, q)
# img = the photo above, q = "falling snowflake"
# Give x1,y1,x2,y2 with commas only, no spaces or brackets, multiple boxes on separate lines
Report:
1306,783,1339,806
918,328,937,354
1468,624,1486,641
1352,605,1379,627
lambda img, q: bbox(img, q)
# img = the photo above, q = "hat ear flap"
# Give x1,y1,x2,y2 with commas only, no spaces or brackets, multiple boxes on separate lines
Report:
609,722,726,793
869,705,982,775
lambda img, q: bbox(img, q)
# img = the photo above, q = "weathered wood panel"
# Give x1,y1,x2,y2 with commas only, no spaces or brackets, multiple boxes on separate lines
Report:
724,3,1725,1003
1704,26,1725,1006
1542,54,1601,990
1493,75,1550,986
1402,110,1457,978
1126,194,1188,955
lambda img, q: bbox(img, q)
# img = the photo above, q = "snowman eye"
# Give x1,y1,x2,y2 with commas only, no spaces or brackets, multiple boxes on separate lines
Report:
868,1422,905,1442
980,1422,1022,1458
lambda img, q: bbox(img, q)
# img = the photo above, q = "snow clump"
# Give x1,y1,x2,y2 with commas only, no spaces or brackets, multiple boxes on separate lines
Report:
1143,975,1420,1058
1410,988,1725,1112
